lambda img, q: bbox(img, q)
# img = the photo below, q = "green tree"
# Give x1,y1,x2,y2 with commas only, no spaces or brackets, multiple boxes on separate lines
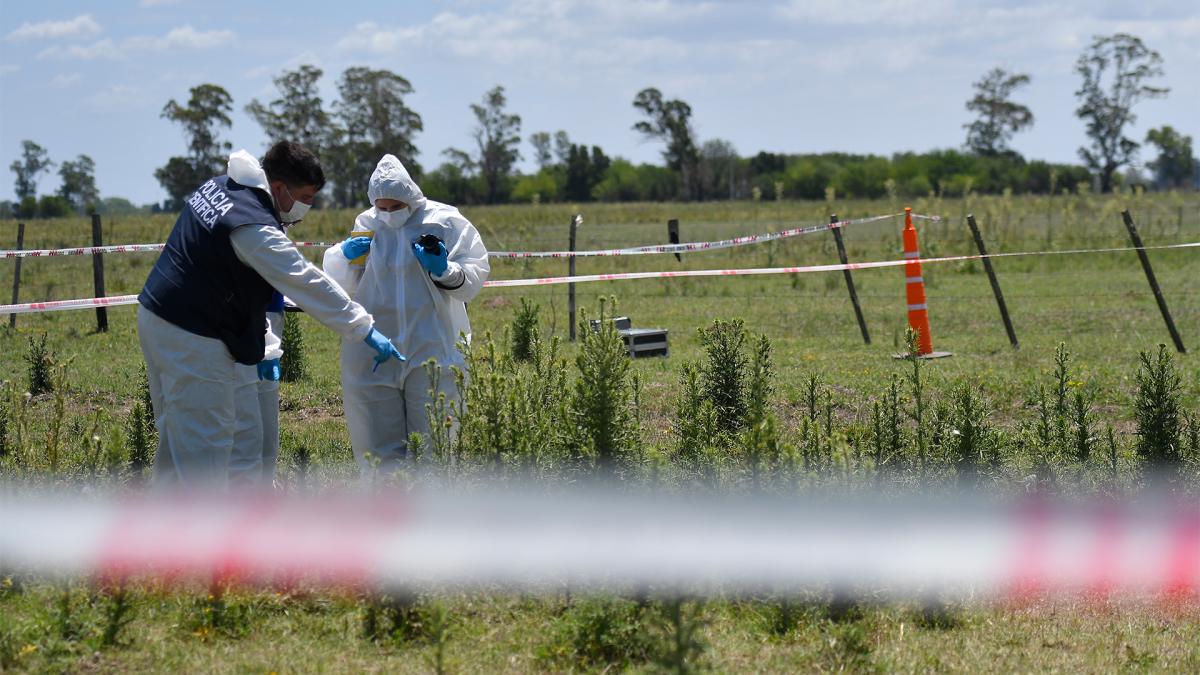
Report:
57,154,99,213
447,85,522,204
245,65,330,156
1144,125,1195,189
9,140,53,202
632,87,698,199
1074,33,1169,193
421,160,478,205
697,138,739,200
155,84,234,208
564,144,609,202
326,67,424,208
529,131,554,169
964,68,1034,156
37,195,71,218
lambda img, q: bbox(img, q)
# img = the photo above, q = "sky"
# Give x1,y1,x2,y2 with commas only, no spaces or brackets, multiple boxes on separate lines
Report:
1,0,1197,205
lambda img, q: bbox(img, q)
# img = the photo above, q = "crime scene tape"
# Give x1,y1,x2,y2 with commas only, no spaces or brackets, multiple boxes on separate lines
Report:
0,213,923,260
0,489,1196,598
487,213,904,258
0,241,1196,315
0,241,333,259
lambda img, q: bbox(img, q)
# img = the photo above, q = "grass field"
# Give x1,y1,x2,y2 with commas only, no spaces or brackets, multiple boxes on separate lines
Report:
1,192,1198,672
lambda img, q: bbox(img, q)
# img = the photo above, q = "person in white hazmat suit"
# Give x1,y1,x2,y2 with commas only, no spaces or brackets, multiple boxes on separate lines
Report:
323,155,489,475
138,141,405,488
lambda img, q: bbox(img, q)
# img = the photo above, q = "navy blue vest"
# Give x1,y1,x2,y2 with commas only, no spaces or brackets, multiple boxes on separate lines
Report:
139,175,281,365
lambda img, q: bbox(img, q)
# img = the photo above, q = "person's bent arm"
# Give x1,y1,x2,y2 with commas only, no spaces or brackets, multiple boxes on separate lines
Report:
322,243,364,297
230,224,373,341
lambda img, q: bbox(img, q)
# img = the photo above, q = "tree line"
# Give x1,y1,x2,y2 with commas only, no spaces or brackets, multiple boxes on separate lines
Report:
3,32,1196,219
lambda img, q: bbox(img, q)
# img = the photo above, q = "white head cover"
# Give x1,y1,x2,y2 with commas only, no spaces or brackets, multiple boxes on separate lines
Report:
227,149,270,194
367,154,427,212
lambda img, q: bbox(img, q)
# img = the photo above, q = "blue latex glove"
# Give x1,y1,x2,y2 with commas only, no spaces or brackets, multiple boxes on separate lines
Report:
341,236,373,259
363,327,406,372
257,358,281,382
412,240,449,276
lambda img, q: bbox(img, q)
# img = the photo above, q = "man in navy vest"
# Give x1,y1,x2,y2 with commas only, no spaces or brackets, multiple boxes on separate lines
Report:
138,140,405,488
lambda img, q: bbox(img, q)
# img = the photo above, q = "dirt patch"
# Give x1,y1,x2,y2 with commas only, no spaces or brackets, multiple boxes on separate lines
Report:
481,296,511,310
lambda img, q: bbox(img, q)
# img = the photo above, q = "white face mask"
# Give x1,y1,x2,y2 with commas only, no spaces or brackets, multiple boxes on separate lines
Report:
376,205,411,227
277,185,311,224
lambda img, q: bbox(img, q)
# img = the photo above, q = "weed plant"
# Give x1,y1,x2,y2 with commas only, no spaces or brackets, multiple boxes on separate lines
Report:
509,297,539,362
279,311,307,382
1134,344,1184,486
25,333,53,396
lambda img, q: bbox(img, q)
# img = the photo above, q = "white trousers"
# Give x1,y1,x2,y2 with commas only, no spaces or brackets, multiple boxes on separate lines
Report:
138,305,237,488
342,364,460,476
230,364,281,488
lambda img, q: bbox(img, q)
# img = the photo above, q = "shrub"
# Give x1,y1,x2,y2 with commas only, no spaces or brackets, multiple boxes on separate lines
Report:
949,383,993,488
673,362,720,481
279,312,307,382
537,597,655,671
698,318,749,434
572,299,639,475
509,297,539,363
25,333,54,396
126,402,153,483
455,330,571,476
1133,344,1183,486
126,366,157,482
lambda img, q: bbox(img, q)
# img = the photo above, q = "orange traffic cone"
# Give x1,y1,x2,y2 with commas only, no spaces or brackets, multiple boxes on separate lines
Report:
896,207,951,359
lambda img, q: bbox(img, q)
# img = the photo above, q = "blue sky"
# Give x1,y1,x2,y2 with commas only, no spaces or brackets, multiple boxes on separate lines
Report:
1,0,1197,205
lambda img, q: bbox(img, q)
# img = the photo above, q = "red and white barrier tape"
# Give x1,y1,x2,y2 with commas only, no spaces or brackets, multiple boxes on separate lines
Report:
0,241,333,259
0,213,924,260
1,490,1196,598
1,241,1195,315
487,213,904,258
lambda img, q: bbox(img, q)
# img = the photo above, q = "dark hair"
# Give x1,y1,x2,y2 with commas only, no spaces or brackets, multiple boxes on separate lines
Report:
262,140,326,190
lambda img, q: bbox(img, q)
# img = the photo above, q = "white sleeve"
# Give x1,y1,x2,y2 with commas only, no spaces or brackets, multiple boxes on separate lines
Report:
431,217,490,303
322,243,364,297
263,310,284,361
229,224,374,341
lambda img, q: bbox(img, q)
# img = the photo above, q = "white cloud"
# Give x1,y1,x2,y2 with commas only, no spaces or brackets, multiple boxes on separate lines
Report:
140,0,182,6
37,38,122,61
125,25,234,50
5,14,102,41
775,0,958,26
49,72,83,88
36,26,233,61
0,64,19,76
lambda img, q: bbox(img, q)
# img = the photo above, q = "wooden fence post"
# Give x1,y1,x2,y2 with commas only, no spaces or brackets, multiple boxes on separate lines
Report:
667,218,681,262
9,222,25,329
966,214,1018,349
91,213,108,332
568,214,581,342
830,214,870,344
1121,209,1185,353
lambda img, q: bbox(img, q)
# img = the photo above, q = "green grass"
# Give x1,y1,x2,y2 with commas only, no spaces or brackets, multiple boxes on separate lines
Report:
1,192,1198,672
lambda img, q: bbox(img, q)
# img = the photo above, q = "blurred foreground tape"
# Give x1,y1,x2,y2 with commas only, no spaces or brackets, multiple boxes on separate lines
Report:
1,489,1197,600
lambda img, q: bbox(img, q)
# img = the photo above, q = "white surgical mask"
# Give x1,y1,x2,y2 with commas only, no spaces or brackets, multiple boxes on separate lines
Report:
376,205,411,227
277,185,311,224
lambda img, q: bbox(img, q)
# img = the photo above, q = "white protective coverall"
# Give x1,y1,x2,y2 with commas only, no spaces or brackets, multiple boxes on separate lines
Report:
230,309,283,488
140,150,375,488
322,155,489,474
